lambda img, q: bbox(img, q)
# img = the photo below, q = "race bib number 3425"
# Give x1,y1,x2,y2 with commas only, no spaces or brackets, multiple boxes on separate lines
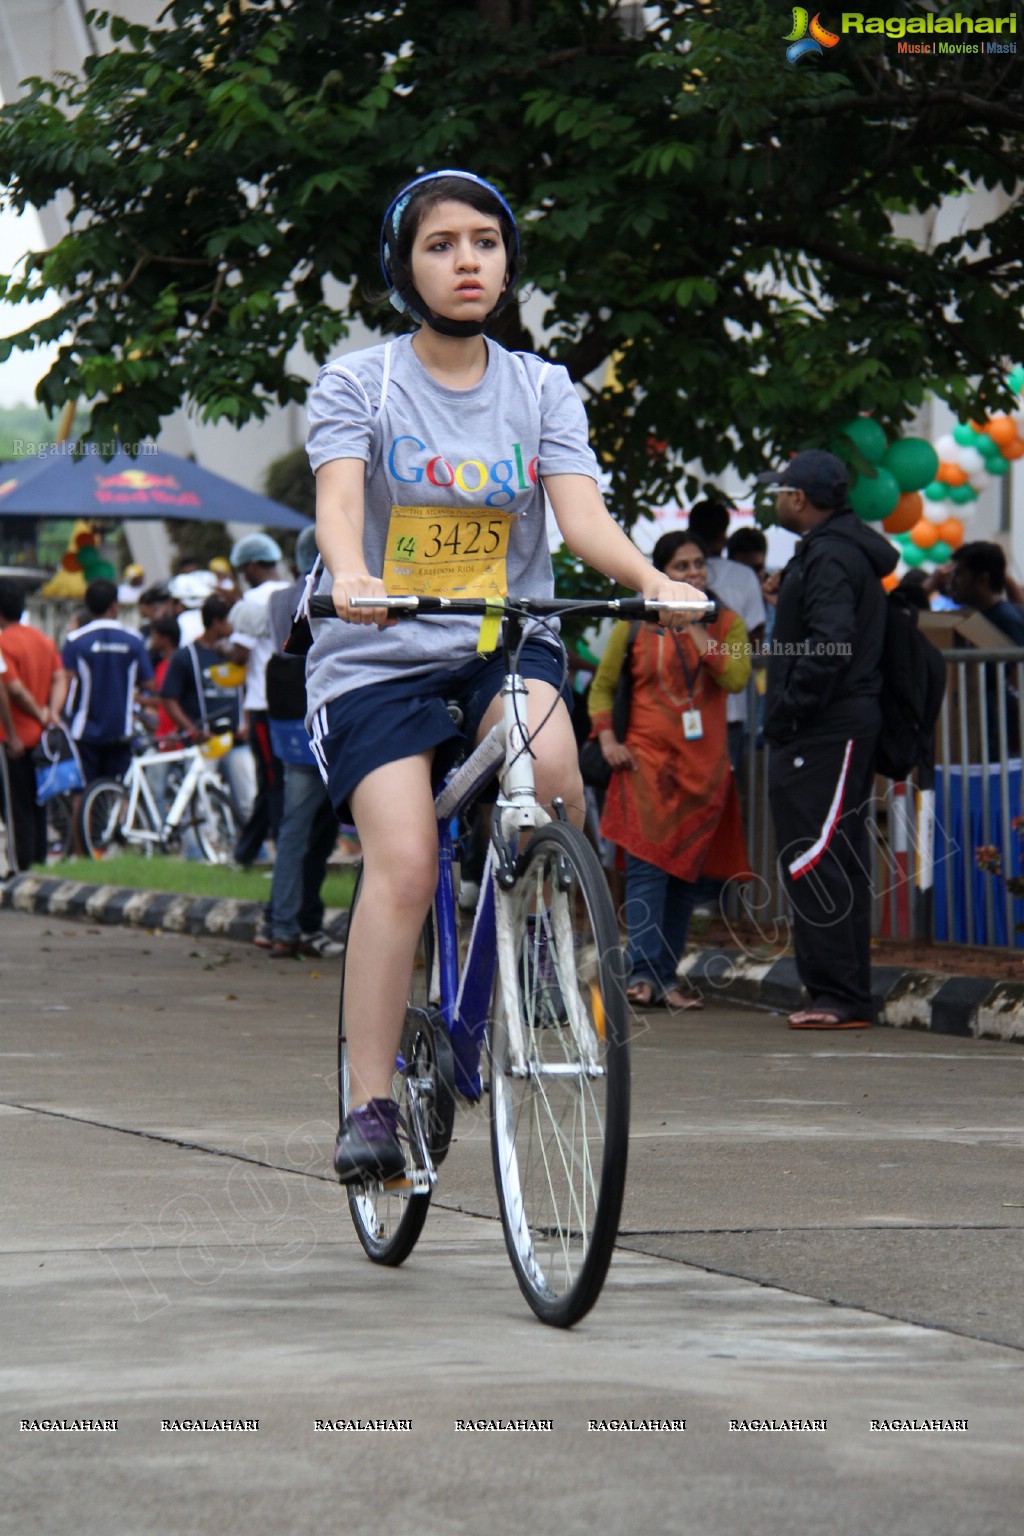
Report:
382,505,511,598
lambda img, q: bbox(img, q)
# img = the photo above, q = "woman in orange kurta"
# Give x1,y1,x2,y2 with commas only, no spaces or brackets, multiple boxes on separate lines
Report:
589,531,751,1008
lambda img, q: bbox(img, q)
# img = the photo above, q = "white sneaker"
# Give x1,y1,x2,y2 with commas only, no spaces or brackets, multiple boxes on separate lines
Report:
298,929,345,958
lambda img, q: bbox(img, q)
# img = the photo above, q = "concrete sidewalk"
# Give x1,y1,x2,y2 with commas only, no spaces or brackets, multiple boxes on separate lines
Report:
2,911,1022,1534
4,869,1023,1040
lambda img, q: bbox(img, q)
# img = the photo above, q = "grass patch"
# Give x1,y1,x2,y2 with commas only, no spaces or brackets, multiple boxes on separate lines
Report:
35,855,358,908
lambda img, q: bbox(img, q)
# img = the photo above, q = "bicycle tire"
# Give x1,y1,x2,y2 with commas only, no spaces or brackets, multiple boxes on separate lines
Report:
191,783,239,865
489,820,629,1327
339,870,447,1265
80,778,157,859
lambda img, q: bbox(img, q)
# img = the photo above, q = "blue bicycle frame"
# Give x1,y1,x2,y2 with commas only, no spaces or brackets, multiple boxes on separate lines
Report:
421,723,510,1102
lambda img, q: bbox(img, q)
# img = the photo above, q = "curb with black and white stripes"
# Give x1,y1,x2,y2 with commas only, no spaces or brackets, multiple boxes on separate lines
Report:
1,871,267,942
3,873,1021,1041
678,948,1024,1042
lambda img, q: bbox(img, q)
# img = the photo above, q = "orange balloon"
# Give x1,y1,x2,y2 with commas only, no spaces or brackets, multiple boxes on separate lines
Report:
1003,439,1024,460
984,415,1017,447
881,571,900,592
883,491,923,534
910,519,939,549
936,461,968,486
936,518,964,550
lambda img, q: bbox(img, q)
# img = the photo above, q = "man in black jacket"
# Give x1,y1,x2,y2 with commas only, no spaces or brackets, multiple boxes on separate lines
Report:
761,450,898,1029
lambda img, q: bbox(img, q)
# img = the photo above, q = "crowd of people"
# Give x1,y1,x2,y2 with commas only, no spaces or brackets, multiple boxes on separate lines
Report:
1,471,1022,1041
0,538,348,959
2,471,1021,1051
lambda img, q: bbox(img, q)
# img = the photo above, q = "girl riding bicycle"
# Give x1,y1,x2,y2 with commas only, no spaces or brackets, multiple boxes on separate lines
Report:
306,168,702,1184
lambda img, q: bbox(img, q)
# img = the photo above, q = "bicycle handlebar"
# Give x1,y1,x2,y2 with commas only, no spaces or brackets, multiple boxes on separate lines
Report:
308,594,717,621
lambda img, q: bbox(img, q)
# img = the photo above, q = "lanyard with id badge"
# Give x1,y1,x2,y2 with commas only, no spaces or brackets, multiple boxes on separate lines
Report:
664,627,703,741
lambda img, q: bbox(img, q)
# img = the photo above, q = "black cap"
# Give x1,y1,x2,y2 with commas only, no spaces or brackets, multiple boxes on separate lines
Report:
757,450,849,510
139,582,170,604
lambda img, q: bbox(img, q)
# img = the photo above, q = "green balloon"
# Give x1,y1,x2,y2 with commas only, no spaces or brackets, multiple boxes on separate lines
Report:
882,437,940,493
978,433,1005,460
839,416,888,464
902,543,927,568
953,422,984,447
1007,366,1024,394
928,541,952,565
986,455,1010,475
949,483,979,504
924,480,950,502
849,465,900,521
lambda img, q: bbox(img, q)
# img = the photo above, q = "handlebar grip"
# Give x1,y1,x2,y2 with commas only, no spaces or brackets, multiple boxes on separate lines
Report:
308,594,421,619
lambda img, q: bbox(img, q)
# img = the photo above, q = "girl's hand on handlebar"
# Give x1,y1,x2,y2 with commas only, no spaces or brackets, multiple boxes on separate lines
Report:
331,573,395,628
643,574,705,630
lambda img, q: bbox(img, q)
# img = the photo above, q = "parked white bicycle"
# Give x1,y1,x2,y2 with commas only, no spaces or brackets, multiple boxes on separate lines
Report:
80,728,238,865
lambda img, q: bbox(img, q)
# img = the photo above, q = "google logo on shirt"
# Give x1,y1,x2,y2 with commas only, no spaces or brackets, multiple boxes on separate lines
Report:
387,435,540,508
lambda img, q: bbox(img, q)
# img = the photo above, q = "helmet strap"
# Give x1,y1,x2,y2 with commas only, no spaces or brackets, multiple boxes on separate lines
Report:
393,273,504,338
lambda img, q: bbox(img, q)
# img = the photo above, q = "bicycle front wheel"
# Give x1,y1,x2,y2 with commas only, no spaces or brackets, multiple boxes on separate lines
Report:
489,821,629,1327
80,778,157,859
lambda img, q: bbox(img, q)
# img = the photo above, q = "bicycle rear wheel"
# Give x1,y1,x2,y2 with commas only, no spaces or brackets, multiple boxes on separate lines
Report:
191,783,238,864
489,821,629,1327
80,778,157,859
338,872,452,1265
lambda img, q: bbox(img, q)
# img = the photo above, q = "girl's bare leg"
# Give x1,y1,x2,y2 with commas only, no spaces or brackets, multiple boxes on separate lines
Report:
344,752,438,1108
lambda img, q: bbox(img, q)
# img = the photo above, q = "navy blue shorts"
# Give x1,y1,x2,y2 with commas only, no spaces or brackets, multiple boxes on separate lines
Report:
311,640,570,816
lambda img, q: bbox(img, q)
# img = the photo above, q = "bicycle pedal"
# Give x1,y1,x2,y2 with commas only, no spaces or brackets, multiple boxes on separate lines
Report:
380,1168,433,1195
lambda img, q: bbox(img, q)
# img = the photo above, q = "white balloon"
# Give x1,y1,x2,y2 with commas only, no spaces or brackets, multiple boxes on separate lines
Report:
935,434,958,460
954,446,986,476
923,501,950,524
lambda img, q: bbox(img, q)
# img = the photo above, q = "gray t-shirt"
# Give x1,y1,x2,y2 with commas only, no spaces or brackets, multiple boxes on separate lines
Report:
706,556,765,725
304,334,598,717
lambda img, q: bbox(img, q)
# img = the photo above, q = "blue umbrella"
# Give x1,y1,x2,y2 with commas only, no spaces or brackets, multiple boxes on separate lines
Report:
0,443,311,528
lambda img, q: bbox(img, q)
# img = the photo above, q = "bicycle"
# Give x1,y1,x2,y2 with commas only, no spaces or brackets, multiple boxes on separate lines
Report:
310,589,713,1327
79,727,239,865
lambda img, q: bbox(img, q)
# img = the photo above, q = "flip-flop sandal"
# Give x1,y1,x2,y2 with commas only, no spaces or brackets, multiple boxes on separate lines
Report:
627,982,657,1007
788,1010,872,1030
661,988,705,1011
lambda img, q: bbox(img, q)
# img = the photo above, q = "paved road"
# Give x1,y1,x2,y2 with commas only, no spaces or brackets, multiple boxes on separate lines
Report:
2,914,1022,1535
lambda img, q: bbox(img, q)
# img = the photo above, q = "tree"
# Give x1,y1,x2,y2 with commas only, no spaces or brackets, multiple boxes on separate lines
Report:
1,0,1022,524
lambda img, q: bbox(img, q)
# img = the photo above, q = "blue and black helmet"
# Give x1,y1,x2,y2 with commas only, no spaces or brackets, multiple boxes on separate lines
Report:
379,169,520,337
